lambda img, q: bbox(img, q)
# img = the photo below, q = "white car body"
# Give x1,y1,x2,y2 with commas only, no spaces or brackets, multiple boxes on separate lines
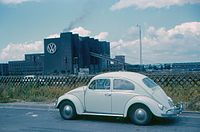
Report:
55,71,183,125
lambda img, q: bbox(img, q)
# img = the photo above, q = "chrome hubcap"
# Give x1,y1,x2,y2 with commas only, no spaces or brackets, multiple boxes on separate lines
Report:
134,108,147,122
63,105,73,118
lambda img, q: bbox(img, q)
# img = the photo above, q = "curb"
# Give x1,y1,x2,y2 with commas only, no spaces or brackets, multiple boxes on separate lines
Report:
0,102,55,110
182,111,200,114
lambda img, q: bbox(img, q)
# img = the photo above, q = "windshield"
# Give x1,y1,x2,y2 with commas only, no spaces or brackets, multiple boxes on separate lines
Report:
143,77,158,88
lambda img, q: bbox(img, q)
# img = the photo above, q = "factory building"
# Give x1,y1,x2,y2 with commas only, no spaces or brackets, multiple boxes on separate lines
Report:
44,32,110,75
8,54,44,75
5,32,110,75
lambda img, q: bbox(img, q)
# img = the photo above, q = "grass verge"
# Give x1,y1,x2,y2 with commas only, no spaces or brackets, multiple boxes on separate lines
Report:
0,84,199,111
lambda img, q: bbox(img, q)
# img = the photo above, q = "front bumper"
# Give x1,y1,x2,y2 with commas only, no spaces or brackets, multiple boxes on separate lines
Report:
161,103,183,117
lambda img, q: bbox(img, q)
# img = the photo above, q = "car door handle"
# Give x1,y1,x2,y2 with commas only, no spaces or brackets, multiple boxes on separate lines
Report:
105,93,111,96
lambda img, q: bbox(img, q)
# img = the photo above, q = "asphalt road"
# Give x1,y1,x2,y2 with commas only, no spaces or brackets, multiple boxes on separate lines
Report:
0,104,200,132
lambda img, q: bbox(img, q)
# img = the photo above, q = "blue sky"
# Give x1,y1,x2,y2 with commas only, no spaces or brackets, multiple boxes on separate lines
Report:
0,0,200,64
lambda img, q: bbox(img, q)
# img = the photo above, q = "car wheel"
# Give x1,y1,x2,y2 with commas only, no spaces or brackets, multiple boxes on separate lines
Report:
129,104,152,125
59,101,77,120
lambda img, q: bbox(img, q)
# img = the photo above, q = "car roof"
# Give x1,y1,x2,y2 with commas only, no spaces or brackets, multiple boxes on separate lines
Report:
93,71,147,81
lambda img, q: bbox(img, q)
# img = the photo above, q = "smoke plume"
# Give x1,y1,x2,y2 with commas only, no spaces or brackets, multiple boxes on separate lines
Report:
63,1,97,32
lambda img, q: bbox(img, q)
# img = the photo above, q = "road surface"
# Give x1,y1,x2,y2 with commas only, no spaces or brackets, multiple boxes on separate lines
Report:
0,103,199,132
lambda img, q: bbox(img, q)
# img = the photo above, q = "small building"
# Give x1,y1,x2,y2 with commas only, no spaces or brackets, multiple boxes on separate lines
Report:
8,54,44,75
0,63,9,76
109,55,125,71
172,62,200,71
114,55,125,65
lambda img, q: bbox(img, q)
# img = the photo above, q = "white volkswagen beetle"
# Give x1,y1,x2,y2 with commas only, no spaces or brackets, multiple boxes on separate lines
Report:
55,72,183,125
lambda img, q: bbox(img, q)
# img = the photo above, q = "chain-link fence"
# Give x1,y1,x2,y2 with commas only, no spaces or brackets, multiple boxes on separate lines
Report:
146,72,200,88
0,72,200,111
0,75,93,88
1,72,199,88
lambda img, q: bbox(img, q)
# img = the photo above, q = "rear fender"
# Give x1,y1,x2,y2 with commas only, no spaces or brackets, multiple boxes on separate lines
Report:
124,95,162,117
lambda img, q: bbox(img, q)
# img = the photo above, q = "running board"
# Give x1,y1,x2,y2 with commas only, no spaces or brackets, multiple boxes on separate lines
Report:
80,112,124,117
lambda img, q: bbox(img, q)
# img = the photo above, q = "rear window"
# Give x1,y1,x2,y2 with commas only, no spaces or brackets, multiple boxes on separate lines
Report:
143,78,158,88
113,79,135,90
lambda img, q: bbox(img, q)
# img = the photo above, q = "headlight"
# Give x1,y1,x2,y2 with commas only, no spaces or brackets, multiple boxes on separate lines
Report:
54,99,58,107
158,104,164,110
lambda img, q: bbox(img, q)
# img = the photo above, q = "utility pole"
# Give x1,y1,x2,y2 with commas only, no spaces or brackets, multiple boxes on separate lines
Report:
137,24,142,65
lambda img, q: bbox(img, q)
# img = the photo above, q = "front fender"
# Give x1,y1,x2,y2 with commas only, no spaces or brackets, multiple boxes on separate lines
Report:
124,95,162,117
56,93,84,114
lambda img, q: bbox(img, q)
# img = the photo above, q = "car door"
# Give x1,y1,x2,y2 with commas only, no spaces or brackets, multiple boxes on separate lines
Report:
111,78,137,114
85,79,111,113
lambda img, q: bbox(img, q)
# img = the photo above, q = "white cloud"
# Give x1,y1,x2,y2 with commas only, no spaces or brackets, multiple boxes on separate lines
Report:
46,33,60,38
111,22,200,64
70,27,109,40
0,41,43,62
94,32,109,40
0,0,38,4
110,0,200,10
70,26,91,37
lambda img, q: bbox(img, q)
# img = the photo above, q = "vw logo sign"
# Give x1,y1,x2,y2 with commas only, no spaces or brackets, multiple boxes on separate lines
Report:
47,43,56,54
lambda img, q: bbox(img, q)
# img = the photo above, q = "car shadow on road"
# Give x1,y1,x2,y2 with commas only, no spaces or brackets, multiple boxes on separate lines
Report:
76,115,179,126
78,115,130,124
151,117,180,126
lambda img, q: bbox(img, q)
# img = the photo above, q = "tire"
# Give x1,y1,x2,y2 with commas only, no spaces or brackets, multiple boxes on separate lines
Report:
59,101,77,120
129,104,152,125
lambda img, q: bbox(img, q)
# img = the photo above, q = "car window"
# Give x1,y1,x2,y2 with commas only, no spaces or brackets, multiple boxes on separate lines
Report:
89,79,110,90
113,79,135,90
143,77,158,88
89,80,96,89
